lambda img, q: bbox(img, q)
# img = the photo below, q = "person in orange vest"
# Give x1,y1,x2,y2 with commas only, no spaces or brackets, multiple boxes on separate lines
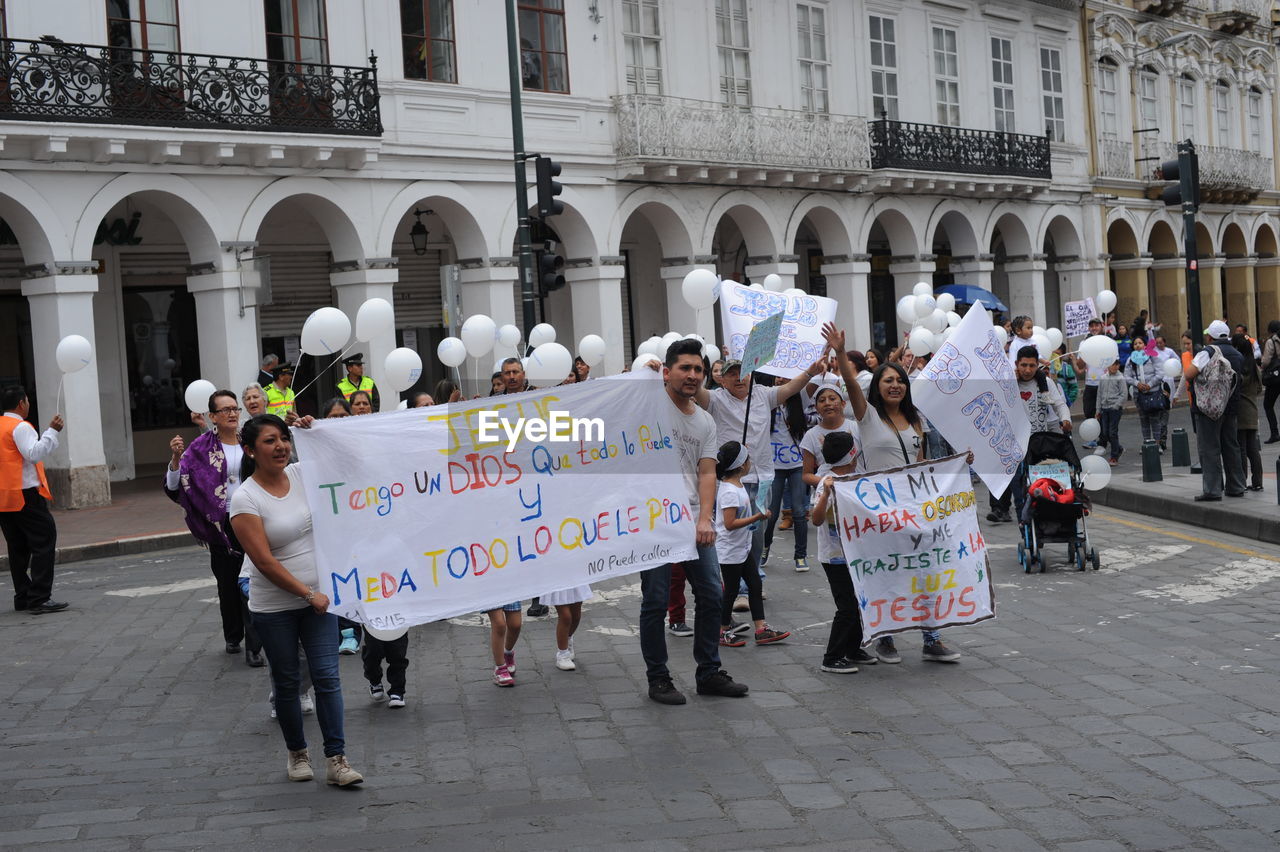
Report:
0,385,68,614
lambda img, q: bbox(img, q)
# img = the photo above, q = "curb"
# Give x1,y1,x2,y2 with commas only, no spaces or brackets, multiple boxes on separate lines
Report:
0,531,196,571
1090,483,1280,545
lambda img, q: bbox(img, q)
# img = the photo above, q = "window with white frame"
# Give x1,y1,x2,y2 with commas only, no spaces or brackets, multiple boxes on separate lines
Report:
1097,58,1119,136
1040,46,1065,141
991,36,1014,132
932,26,960,126
1138,65,1160,131
1177,74,1196,141
1248,86,1263,152
797,4,829,114
1214,79,1233,147
715,0,751,106
869,14,898,120
622,0,662,94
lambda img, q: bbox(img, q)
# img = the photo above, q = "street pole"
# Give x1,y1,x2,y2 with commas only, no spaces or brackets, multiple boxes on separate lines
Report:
1179,141,1203,348
505,0,537,340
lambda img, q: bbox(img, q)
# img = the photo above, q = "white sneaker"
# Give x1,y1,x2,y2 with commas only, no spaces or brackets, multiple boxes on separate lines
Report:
300,691,315,714
287,748,313,782
555,650,576,671
387,694,406,709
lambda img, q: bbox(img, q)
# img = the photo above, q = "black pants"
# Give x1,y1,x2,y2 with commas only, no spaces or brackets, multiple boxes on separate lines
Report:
1,487,58,609
1082,384,1098,421
719,558,763,624
362,634,409,695
821,562,863,665
209,546,244,644
1264,383,1279,439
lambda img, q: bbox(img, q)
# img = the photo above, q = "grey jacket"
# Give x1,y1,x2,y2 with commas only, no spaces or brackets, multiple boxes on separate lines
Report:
1097,372,1128,410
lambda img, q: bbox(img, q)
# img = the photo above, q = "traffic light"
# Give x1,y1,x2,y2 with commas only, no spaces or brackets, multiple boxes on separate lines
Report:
1157,142,1200,209
534,156,564,219
538,243,565,294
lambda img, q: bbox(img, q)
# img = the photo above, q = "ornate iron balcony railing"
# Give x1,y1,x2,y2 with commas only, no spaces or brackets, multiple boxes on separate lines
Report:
613,94,871,172
1208,0,1266,34
1098,134,1136,179
1140,137,1272,199
870,116,1051,179
0,37,381,135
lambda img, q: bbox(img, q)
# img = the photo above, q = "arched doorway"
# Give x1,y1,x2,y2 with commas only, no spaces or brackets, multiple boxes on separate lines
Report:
864,208,917,349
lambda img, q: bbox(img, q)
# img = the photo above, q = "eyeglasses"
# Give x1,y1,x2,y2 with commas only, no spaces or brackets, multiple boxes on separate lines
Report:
213,406,242,415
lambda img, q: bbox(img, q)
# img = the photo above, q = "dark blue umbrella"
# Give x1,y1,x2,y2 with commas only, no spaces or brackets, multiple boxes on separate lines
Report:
935,284,1008,313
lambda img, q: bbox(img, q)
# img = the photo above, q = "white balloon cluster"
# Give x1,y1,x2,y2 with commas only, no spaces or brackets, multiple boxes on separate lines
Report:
893,282,958,355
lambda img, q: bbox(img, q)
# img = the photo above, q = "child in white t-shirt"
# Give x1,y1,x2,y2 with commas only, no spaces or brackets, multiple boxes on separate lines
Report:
714,441,790,647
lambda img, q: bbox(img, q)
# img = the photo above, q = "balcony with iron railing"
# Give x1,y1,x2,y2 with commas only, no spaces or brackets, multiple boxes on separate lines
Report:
1208,0,1267,34
613,94,871,175
869,115,1052,180
0,37,382,136
1139,136,1272,200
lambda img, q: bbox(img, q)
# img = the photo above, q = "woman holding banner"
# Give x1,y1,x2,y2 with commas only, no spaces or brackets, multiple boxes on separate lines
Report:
230,413,363,787
825,324,963,665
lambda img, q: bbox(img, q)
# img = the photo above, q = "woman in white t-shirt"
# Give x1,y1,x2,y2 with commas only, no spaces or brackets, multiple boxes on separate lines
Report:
714,441,789,647
229,414,363,788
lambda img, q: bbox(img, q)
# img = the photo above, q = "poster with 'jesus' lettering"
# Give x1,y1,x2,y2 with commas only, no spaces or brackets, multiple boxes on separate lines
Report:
830,454,995,643
292,377,697,628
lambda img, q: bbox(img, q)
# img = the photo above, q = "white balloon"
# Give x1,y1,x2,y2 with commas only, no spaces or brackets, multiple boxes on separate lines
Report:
924,309,948,334
578,334,607,366
55,334,93,374
497,324,522,349
365,624,408,641
913,281,933,297
783,287,805,297
748,282,766,291
661,332,682,350
1046,328,1064,351
1096,289,1118,314
1032,325,1046,337
1162,358,1183,378
460,314,497,359
897,296,918,325
914,293,936,318
354,298,394,341
1078,418,1101,442
397,399,409,410
637,337,660,358
683,333,706,345
436,337,467,368
992,326,1008,346
946,311,962,328
936,293,956,313
681,268,719,310
526,342,573,384
384,347,424,392
1030,334,1052,360
1078,334,1119,369
908,327,936,356
528,323,556,348
939,327,955,344
632,353,662,372
184,379,217,415
1080,454,1112,491
763,273,785,292
703,344,721,363
300,307,352,356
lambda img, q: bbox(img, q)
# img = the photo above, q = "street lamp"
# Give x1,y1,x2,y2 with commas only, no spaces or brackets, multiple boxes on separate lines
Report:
1133,31,1195,58
409,207,432,256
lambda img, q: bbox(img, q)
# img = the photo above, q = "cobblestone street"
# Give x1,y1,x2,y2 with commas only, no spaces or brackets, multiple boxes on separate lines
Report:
3,504,1280,850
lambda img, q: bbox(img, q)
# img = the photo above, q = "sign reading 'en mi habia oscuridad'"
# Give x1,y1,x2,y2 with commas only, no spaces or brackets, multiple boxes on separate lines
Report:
830,454,995,644
292,376,697,629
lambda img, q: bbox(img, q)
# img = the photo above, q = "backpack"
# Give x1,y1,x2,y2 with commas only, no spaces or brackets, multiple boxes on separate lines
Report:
1193,345,1240,421
1264,336,1280,389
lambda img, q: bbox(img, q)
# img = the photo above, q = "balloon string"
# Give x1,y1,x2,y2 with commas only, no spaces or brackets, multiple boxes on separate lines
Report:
55,375,64,417
292,342,357,399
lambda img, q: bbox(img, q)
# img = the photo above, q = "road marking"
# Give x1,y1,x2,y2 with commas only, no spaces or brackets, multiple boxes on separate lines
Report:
1097,544,1193,571
1137,557,1280,605
105,577,215,597
1091,511,1280,562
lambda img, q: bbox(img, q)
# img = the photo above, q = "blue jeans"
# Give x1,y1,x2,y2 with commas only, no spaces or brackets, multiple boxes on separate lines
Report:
639,544,723,685
253,606,345,757
1099,407,1123,461
764,467,808,559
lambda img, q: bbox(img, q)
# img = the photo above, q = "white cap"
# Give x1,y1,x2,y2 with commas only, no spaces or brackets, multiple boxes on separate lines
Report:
1204,320,1230,339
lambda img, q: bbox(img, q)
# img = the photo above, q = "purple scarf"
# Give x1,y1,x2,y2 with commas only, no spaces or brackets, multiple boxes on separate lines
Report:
173,430,238,552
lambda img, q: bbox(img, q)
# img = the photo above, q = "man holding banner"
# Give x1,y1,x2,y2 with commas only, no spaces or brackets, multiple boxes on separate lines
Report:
639,339,750,705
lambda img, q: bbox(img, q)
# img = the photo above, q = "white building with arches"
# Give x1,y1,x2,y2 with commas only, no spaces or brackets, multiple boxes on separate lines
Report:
0,0,1097,507
1088,1,1279,341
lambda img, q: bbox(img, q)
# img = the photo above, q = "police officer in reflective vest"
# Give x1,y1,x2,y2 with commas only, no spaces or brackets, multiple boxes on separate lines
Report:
337,353,379,411
264,363,296,417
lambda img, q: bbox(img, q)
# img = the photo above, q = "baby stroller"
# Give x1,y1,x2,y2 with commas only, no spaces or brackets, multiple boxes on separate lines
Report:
1016,432,1099,573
